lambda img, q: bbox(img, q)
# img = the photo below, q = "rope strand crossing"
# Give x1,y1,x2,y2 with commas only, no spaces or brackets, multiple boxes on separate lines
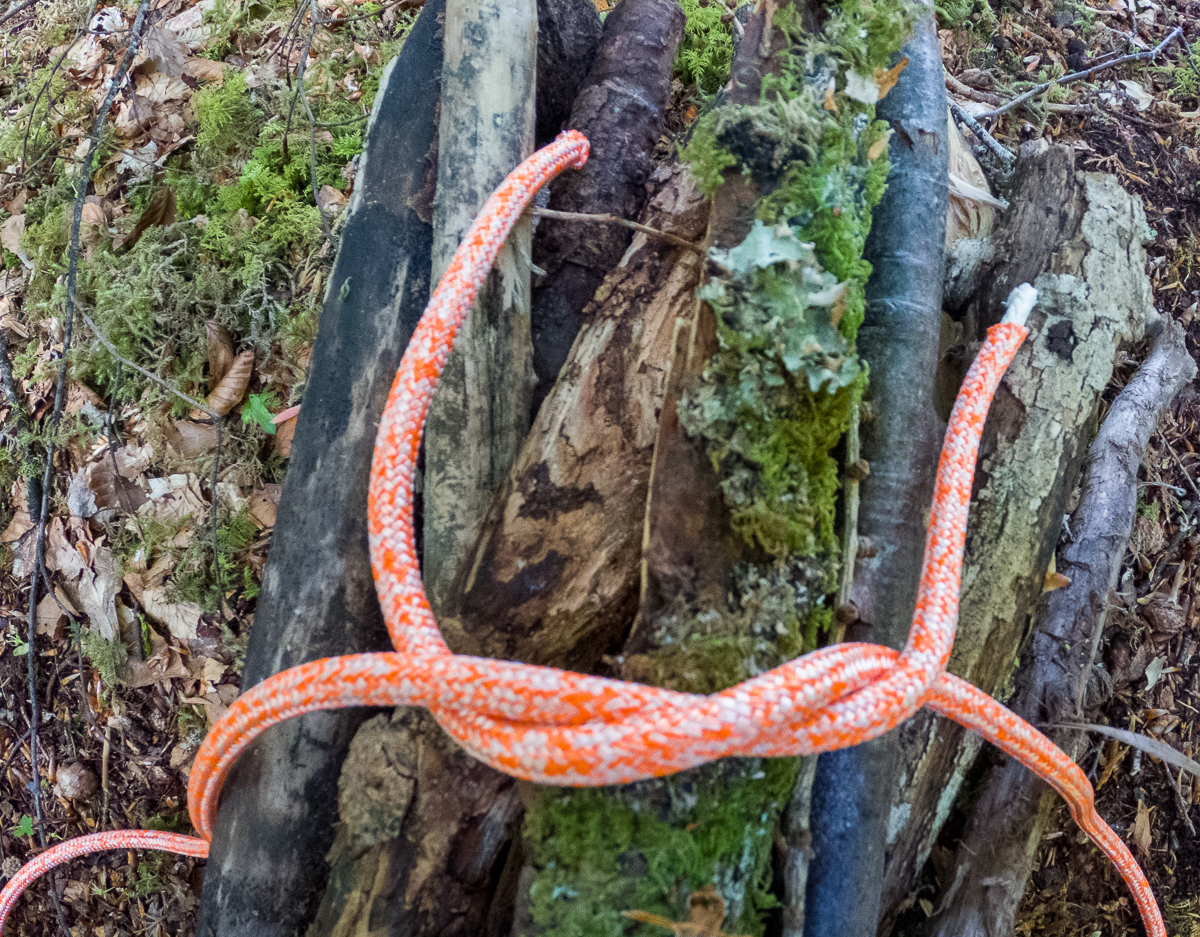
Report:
0,131,1165,937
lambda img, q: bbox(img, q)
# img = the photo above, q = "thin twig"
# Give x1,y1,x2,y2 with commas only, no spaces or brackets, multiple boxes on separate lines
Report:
304,0,332,240
948,99,1016,167
0,0,38,31
529,207,704,254
0,328,29,437
979,25,1184,119
22,9,150,930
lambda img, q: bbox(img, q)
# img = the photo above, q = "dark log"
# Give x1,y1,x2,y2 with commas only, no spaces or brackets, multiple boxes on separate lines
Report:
530,0,685,413
878,145,1159,926
534,0,602,146
802,14,950,937
194,5,445,934
925,315,1195,937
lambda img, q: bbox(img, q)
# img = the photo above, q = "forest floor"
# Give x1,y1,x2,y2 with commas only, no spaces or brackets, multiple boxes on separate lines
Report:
0,0,1199,934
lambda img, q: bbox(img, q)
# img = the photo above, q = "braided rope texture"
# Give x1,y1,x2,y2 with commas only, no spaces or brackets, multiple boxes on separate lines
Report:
0,130,1165,937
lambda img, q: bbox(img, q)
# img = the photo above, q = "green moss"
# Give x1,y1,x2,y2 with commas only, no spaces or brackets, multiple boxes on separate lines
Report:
80,627,128,689
524,759,797,937
194,69,265,171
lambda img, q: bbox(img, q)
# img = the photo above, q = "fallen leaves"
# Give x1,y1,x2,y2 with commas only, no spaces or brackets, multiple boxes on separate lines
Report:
204,349,255,416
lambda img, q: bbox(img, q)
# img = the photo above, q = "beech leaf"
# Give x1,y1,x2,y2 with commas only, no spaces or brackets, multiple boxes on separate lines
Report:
206,320,234,391
205,349,254,416
1057,722,1200,779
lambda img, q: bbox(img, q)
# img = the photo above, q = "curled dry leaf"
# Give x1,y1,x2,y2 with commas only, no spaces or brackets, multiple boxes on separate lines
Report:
204,349,254,416
1043,570,1071,592
206,320,234,390
165,418,219,459
183,56,225,84
275,415,297,457
143,586,204,641
118,187,177,253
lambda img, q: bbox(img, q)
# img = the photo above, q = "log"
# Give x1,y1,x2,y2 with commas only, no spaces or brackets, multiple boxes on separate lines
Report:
422,0,538,614
925,314,1195,937
308,170,708,936
801,13,950,936
194,5,445,932
534,0,602,146
877,143,1158,926
529,0,685,413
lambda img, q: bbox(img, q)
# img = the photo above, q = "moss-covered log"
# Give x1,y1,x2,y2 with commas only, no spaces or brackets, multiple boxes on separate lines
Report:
878,142,1158,926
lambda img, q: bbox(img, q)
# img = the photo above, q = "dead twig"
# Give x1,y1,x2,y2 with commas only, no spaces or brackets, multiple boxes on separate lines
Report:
0,0,38,31
945,71,1004,107
979,25,1184,118
948,99,1016,167
529,207,704,254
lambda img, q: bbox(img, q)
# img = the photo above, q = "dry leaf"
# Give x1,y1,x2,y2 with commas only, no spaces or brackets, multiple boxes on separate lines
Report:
134,72,191,106
874,57,909,100
1044,571,1071,592
143,586,204,641
1145,655,1166,691
1141,592,1185,634
823,77,837,112
125,631,190,688
58,542,121,640
1,213,26,256
206,320,234,391
114,94,155,135
1130,799,1152,856
946,116,998,246
248,484,282,529
140,473,208,525
867,128,892,160
137,24,190,78
162,2,215,49
274,415,297,457
204,349,254,416
1097,739,1128,790
1058,722,1200,779
0,495,32,543
165,418,219,459
118,187,176,252
36,589,77,640
183,56,225,84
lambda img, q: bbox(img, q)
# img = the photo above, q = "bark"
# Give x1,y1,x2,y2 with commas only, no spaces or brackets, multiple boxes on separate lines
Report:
308,171,708,936
423,0,538,614
925,315,1195,937
530,0,685,413
802,13,949,937
194,7,445,933
534,0,602,147
878,142,1157,928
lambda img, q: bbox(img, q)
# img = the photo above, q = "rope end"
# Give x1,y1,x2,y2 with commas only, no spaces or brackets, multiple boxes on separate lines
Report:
1001,283,1038,327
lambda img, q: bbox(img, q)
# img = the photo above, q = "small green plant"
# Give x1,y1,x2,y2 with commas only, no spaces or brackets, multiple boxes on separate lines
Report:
80,628,128,689
12,815,34,839
6,626,30,656
242,392,279,434
675,0,744,94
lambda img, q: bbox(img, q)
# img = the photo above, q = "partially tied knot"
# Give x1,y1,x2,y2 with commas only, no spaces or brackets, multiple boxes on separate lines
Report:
0,133,1165,937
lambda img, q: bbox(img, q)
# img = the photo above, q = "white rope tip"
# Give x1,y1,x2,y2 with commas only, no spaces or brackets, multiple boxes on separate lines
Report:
1001,283,1038,327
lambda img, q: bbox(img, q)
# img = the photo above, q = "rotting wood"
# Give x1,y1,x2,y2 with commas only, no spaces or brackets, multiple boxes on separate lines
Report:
879,141,1158,927
925,314,1194,937
423,0,538,615
194,6,445,932
534,0,602,147
308,169,708,937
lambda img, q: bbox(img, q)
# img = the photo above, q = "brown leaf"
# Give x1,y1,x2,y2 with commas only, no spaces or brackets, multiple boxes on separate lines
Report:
205,349,254,416
114,94,155,135
316,185,347,214
1130,799,1152,857
0,213,25,256
823,77,837,112
1044,571,1071,592
867,128,892,161
875,56,909,100
206,320,234,391
143,586,203,641
118,187,176,253
35,589,76,640
0,494,32,543
137,24,190,78
248,484,282,529
274,414,297,457
165,418,219,459
183,56,225,84
134,71,191,105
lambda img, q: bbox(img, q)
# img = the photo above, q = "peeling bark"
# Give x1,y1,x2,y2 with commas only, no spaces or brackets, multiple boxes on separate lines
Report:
878,143,1157,927
423,0,538,614
924,315,1195,937
194,9,445,933
309,171,708,936
530,0,685,413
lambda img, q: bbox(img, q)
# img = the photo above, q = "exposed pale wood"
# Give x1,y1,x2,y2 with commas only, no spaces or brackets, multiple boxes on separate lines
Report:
879,143,1158,927
423,0,538,614
925,315,1194,937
